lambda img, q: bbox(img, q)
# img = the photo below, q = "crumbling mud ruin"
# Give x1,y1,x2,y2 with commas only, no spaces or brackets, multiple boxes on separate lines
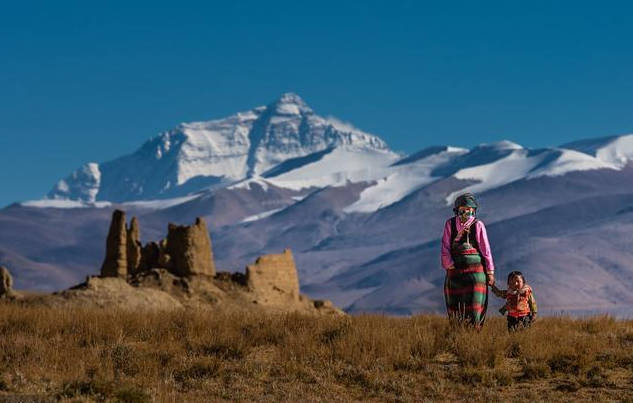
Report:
1,210,341,315
100,210,216,278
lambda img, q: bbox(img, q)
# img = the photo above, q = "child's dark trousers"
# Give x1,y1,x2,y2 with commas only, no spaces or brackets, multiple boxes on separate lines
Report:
507,314,533,331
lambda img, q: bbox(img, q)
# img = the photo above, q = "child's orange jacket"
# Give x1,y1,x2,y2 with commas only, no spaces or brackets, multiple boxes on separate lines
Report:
491,284,537,317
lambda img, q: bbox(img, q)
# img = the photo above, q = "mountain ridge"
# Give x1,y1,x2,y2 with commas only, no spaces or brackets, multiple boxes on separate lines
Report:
43,93,633,214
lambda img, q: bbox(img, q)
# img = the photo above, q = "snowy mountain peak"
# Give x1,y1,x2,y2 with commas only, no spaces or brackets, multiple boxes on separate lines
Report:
48,162,101,202
270,92,312,115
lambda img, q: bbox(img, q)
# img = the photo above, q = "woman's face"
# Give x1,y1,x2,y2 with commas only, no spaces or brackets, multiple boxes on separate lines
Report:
457,206,475,222
508,275,524,291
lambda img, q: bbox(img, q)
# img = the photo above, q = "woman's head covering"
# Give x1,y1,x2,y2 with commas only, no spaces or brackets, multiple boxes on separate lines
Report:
453,192,478,214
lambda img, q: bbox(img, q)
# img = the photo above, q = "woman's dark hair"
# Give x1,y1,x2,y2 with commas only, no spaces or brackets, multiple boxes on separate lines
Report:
507,270,525,284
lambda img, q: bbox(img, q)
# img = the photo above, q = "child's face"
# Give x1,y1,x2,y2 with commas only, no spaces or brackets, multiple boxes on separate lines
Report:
508,275,524,291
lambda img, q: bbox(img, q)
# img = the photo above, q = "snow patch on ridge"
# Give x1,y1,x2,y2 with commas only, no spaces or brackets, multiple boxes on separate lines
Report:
345,147,466,213
229,177,271,191
447,146,469,153
266,146,400,191
325,116,361,133
122,194,202,210
595,135,633,168
563,133,633,168
175,115,254,184
21,199,111,209
240,208,285,223
528,149,617,178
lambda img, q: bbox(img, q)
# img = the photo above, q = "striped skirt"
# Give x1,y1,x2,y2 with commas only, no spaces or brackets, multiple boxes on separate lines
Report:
443,264,488,327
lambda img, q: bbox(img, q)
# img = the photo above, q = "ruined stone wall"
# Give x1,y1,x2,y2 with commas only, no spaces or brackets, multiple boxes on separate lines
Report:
100,210,128,278
126,217,142,275
100,210,215,278
245,249,300,305
166,218,215,277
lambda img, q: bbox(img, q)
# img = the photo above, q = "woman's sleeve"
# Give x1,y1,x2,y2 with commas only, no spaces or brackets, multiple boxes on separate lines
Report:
475,221,495,273
441,219,454,270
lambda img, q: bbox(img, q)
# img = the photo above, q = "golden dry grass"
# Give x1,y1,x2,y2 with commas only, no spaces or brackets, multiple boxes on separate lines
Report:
0,305,632,402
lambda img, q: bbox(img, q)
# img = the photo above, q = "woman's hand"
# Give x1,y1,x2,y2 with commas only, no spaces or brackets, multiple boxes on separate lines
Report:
486,272,495,286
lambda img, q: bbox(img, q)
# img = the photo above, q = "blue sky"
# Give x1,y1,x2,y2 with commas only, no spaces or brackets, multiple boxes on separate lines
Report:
1,1,633,207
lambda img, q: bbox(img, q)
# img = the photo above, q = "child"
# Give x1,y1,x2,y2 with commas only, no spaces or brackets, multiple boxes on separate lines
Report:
491,271,537,331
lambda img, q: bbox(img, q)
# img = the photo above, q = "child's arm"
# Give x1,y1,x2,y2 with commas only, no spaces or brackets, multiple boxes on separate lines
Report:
528,289,538,319
492,284,508,315
490,283,507,298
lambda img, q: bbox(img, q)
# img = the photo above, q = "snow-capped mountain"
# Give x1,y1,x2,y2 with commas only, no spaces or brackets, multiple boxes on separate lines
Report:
43,93,633,213
45,92,633,216
48,93,392,203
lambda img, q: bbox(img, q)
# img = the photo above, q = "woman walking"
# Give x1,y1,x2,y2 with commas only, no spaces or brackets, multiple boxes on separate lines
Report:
440,193,495,328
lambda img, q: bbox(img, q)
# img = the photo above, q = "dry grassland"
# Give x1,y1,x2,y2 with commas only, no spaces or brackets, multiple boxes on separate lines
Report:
0,305,632,402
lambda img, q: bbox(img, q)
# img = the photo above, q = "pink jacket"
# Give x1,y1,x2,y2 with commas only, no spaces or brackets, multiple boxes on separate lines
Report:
440,217,495,273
